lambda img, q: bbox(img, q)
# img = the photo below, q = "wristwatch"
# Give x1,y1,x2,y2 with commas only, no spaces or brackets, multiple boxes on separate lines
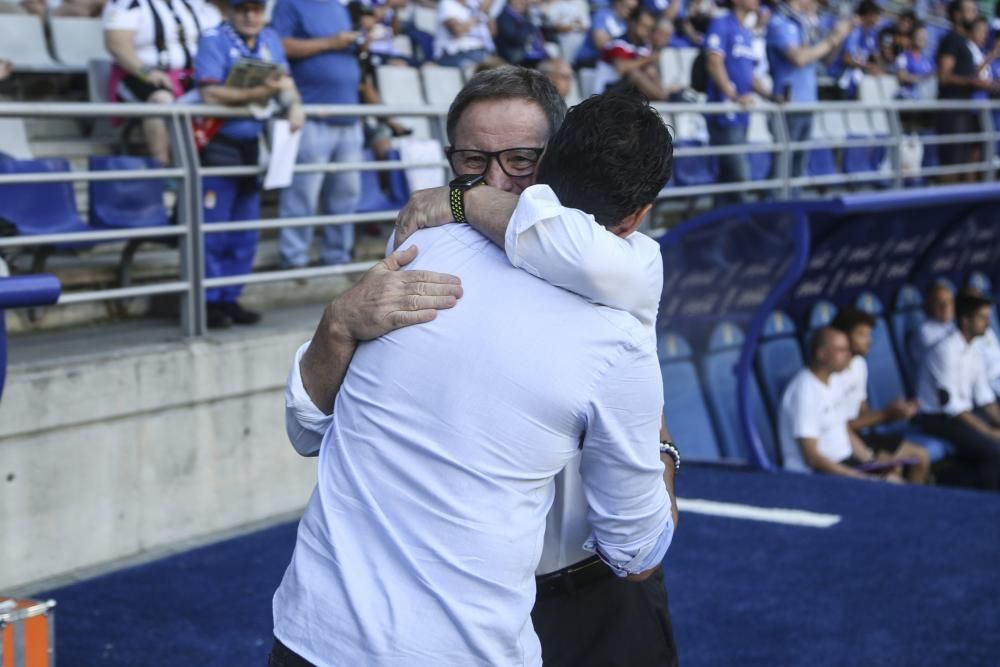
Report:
449,173,485,223
659,440,681,471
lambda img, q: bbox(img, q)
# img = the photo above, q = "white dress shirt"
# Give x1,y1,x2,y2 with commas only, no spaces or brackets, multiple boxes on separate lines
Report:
917,329,997,416
779,368,852,471
836,355,868,422
285,185,666,575
273,223,672,666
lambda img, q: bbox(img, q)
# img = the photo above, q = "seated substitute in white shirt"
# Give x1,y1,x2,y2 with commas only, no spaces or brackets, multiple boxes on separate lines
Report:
272,93,675,666
778,327,881,479
916,292,1000,492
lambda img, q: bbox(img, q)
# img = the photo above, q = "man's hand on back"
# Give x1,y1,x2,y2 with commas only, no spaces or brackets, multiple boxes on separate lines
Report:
332,244,463,341
394,186,453,250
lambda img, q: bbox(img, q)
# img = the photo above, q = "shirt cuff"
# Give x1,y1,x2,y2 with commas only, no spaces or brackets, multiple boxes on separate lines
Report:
582,510,674,578
504,183,573,275
285,341,333,456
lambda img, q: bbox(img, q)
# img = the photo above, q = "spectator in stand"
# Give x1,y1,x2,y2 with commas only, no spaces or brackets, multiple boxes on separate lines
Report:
363,0,410,65
435,0,497,67
651,15,677,50
895,9,917,39
102,0,218,165
896,22,935,99
575,0,635,67
677,0,715,47
540,0,590,63
271,0,365,272
779,327,907,480
829,0,884,99
968,16,1000,97
766,0,850,188
917,291,1000,492
195,0,304,328
496,0,548,66
703,0,776,204
593,5,684,99
831,307,930,484
935,0,992,181
538,56,575,98
876,26,900,73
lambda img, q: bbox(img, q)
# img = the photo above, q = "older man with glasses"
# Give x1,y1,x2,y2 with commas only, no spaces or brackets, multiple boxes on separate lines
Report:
281,67,680,667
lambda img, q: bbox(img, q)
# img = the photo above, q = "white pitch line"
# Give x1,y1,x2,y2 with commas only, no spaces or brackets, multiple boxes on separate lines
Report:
676,497,842,528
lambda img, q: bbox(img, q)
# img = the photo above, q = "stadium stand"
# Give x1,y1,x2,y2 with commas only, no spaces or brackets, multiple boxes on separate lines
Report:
0,15,67,72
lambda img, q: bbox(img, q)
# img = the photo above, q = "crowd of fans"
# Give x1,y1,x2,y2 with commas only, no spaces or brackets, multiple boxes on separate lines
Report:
780,285,1000,491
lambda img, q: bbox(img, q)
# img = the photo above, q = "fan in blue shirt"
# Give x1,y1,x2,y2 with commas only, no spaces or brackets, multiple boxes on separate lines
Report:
828,0,883,98
194,0,305,329
765,0,850,185
703,0,769,203
896,25,935,99
576,0,630,66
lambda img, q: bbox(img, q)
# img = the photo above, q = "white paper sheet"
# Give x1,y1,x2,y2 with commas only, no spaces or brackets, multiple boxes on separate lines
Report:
264,120,302,190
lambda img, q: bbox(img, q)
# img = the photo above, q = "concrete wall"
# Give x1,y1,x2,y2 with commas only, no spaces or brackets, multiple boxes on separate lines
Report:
0,327,319,591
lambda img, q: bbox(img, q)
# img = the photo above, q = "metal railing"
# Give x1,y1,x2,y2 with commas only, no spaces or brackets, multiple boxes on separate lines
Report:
0,98,997,336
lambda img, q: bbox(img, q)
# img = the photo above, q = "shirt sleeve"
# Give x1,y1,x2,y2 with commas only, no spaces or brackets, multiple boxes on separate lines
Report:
102,0,140,31
704,18,727,56
268,0,301,38
504,184,662,329
194,33,227,85
579,344,673,577
285,341,334,456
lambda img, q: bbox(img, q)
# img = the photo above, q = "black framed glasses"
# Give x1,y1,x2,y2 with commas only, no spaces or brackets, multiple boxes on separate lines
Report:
446,147,545,178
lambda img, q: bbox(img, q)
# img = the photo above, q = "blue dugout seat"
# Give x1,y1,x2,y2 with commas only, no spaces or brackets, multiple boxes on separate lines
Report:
891,284,925,392
658,332,722,461
700,322,779,463
0,156,88,237
807,147,838,178
805,299,837,344
671,140,717,187
755,311,804,469
88,156,168,229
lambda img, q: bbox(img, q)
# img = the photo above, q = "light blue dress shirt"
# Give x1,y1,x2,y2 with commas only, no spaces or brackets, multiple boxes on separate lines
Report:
273,220,672,666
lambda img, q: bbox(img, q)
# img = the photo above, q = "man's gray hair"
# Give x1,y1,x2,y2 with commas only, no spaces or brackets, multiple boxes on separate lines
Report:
446,65,567,145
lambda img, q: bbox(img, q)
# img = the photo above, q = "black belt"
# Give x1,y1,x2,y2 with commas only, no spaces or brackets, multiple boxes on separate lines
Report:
535,555,614,599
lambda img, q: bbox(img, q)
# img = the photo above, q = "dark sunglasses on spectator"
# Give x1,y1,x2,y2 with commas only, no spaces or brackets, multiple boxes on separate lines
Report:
446,147,545,178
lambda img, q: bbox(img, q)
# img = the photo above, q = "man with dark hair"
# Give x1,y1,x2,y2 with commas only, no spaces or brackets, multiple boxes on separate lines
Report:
829,0,884,98
779,327,897,478
276,79,669,664
917,291,1000,491
830,307,930,484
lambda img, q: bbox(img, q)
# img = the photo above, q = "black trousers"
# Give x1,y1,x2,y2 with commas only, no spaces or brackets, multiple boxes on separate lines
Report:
269,570,679,666
919,413,1000,491
532,567,679,667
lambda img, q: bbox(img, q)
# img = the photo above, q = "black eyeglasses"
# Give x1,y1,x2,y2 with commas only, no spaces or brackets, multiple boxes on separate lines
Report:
446,147,545,178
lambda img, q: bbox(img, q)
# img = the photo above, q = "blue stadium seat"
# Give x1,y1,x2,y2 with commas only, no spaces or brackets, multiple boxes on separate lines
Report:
356,149,398,213
806,147,838,178
658,332,723,461
384,148,410,206
87,156,168,229
919,130,939,170
747,149,772,182
671,140,717,187
754,311,805,464
700,322,779,463
890,284,924,392
0,156,88,237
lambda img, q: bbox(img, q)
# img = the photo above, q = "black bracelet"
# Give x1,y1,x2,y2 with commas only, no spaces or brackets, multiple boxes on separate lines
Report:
659,441,680,471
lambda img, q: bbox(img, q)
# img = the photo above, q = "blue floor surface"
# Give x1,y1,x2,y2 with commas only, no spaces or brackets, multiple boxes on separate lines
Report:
38,466,1000,666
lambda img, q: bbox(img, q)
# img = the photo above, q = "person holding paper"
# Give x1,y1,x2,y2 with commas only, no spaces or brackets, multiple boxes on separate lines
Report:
195,0,304,329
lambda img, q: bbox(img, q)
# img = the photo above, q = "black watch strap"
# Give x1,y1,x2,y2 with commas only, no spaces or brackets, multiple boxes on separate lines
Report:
449,174,484,223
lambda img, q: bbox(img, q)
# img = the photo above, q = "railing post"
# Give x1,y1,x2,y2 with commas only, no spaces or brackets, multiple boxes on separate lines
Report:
771,104,792,198
983,102,997,183
173,111,207,336
886,103,904,189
